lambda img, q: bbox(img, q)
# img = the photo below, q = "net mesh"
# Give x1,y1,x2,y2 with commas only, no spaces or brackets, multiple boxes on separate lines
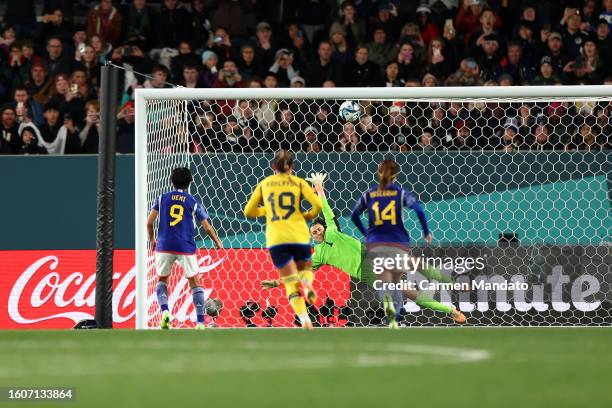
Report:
143,95,612,328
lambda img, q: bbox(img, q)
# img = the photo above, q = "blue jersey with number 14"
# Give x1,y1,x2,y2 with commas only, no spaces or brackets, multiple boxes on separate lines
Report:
152,190,208,254
351,183,429,244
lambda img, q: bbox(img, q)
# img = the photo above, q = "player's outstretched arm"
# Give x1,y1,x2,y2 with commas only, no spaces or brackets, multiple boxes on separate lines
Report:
201,219,223,249
243,184,266,218
146,209,158,251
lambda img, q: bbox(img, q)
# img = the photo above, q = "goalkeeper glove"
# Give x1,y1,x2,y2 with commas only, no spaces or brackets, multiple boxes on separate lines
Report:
305,172,327,190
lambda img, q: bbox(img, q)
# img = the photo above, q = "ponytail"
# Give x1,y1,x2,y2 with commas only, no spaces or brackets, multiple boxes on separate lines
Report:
272,149,294,173
378,159,398,191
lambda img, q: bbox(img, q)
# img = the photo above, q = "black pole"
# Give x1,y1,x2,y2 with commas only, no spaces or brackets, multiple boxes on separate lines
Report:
95,64,119,328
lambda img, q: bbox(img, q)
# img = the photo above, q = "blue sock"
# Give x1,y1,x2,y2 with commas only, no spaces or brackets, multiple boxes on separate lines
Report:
392,291,404,322
156,281,169,313
192,287,205,324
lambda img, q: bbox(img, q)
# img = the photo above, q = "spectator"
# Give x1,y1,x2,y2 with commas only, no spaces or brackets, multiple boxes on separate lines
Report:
190,110,219,152
531,56,561,85
503,42,537,85
290,76,305,88
38,102,76,154
446,57,484,86
71,68,97,101
213,60,244,116
18,126,48,155
116,101,135,153
601,0,612,27
37,9,73,45
396,42,421,81
200,51,219,88
88,34,112,63
252,22,277,72
78,100,101,154
455,0,484,41
305,41,344,87
345,45,382,87
190,0,212,52
295,0,330,44
500,122,522,151
42,37,72,79
1,44,30,94
301,125,322,152
0,26,17,56
565,123,600,151
426,38,452,80
595,19,612,68
561,11,588,59
236,44,258,83
383,61,402,87
366,26,397,68
154,0,192,48
335,121,365,152
528,124,559,150
0,105,20,154
170,41,201,82
447,120,478,150
468,8,503,55
268,107,301,151
415,127,436,151
398,22,427,65
122,0,155,50
180,63,204,88
86,0,123,46
383,105,415,150
441,17,464,70
75,45,102,89
143,65,170,88
283,23,309,71
542,32,571,77
337,1,367,47
210,27,236,65
22,63,52,106
329,23,352,64
47,73,85,125
12,87,44,127
416,5,440,45
370,3,400,43
269,49,297,87
513,19,538,63
422,73,439,87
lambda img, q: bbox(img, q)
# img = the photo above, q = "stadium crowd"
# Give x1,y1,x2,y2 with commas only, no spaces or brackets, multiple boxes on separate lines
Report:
0,0,611,155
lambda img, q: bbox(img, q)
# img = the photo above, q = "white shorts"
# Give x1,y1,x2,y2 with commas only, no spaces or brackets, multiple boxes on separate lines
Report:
155,252,199,279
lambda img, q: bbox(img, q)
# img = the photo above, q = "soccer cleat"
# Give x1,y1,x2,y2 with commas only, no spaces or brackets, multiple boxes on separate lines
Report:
261,279,280,289
195,323,206,330
160,310,171,330
450,307,467,324
301,318,313,330
383,294,397,329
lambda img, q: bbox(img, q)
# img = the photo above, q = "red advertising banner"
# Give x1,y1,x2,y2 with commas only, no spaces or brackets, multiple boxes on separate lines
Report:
0,250,350,329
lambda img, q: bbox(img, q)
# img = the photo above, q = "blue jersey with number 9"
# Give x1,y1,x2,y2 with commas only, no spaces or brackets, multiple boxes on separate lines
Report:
152,190,208,254
352,183,429,244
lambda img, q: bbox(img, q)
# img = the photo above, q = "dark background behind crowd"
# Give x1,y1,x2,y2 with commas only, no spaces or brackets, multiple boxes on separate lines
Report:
0,0,611,155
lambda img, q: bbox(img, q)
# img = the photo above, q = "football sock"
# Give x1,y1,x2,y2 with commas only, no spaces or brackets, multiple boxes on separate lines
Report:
421,266,452,283
191,286,206,324
282,274,308,322
415,292,452,314
156,281,169,312
392,290,404,322
298,269,314,286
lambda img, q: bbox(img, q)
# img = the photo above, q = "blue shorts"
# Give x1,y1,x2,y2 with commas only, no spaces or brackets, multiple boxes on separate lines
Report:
268,244,312,269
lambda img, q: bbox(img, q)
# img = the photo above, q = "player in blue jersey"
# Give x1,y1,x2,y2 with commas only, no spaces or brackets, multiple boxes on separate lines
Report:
146,167,223,330
351,159,466,328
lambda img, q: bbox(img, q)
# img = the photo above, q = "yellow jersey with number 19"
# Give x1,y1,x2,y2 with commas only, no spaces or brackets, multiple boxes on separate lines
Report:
243,173,322,248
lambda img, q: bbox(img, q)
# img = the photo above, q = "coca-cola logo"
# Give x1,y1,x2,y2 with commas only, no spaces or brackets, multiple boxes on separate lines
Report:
8,255,136,325
5,251,226,327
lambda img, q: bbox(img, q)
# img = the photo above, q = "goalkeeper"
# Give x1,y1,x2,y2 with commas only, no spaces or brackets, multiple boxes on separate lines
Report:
262,173,466,325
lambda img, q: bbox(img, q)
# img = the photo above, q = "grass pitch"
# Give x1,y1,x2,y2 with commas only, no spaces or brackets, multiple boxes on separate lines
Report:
1,328,610,408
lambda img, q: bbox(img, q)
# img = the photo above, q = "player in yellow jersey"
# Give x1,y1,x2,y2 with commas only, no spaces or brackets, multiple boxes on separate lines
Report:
243,150,323,329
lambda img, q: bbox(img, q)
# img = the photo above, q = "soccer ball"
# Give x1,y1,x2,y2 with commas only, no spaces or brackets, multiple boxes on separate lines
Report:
339,100,361,122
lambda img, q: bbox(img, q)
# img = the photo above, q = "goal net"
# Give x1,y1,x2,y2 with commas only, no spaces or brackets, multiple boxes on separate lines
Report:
135,86,612,329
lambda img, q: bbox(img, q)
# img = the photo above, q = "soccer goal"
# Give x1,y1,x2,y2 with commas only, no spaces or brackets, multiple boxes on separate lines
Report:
135,86,612,329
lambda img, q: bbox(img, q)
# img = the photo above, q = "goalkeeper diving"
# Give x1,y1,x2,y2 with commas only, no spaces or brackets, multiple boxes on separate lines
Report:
262,172,466,326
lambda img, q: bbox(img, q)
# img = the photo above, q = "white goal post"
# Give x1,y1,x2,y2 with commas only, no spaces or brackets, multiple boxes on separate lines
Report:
135,85,612,329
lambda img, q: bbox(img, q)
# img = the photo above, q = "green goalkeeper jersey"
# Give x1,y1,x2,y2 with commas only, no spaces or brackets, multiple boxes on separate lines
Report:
312,195,364,282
